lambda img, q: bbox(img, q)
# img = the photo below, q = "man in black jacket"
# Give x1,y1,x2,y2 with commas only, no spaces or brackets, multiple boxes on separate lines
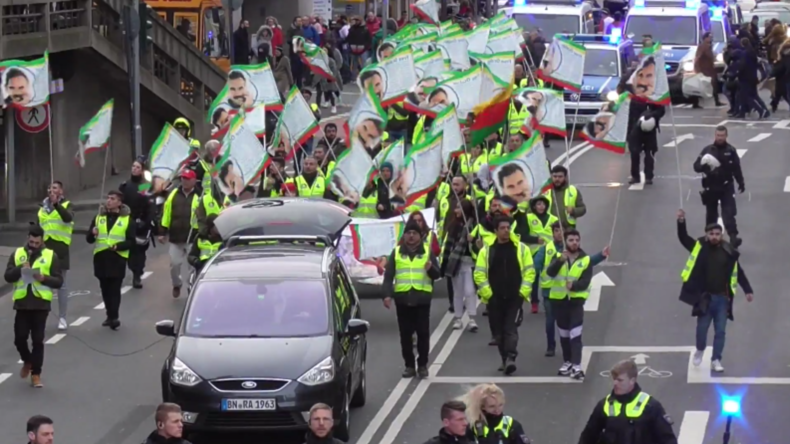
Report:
303,403,346,444
578,359,677,444
422,400,477,444
86,191,135,330
382,221,441,379
119,158,155,289
617,65,665,185
677,209,753,373
692,125,745,247
5,225,63,388
141,403,193,444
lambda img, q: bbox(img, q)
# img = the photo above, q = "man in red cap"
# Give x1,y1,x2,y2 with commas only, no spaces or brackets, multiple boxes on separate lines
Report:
158,169,199,298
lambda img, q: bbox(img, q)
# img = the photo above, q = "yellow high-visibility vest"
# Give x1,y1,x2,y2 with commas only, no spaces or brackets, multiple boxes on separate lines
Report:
201,194,221,218
286,175,325,198
12,248,54,302
541,241,561,289
548,256,591,300
603,392,651,418
197,238,222,261
38,201,74,245
459,152,488,176
393,246,433,293
162,188,199,230
473,241,535,302
474,416,514,439
681,241,738,296
525,212,559,254
354,192,379,218
543,186,580,225
94,214,131,259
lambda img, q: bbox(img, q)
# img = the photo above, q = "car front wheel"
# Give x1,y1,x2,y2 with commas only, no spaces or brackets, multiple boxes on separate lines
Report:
333,385,351,441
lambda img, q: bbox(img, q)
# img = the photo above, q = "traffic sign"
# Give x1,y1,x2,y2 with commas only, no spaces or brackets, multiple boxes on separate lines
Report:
16,104,49,133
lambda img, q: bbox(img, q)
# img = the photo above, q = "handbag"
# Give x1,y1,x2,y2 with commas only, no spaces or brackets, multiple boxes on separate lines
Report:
682,73,713,98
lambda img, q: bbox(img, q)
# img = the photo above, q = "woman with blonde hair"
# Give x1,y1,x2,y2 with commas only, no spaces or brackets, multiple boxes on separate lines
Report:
461,384,530,444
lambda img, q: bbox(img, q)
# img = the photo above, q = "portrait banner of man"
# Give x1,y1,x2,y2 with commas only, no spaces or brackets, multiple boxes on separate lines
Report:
393,133,443,205
580,92,631,154
349,221,405,263
427,64,504,124
428,104,465,169
410,0,440,25
403,50,449,113
276,86,320,148
536,36,587,93
372,138,406,199
437,31,471,71
149,123,194,185
466,22,492,54
401,31,439,55
626,42,670,104
216,114,269,196
470,51,516,85
0,52,51,109
489,132,551,205
328,136,375,205
75,99,115,168
294,36,335,81
514,87,567,137
358,46,419,106
485,29,521,61
347,84,388,148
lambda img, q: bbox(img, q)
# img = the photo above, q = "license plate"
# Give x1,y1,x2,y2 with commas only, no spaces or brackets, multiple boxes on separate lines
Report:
565,115,589,124
221,398,277,411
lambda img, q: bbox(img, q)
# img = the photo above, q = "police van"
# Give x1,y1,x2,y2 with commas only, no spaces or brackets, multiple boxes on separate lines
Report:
502,0,600,44
710,7,733,78
624,0,711,101
559,33,637,125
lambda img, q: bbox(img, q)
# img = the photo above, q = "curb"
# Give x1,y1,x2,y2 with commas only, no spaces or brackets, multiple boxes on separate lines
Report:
0,223,91,234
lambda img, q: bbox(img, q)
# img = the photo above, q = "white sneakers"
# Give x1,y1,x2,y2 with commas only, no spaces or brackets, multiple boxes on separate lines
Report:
452,319,478,332
58,317,68,331
452,319,463,330
331,106,337,114
692,350,724,372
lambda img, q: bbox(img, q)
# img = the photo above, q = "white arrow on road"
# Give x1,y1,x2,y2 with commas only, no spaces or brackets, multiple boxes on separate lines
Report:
585,271,615,312
631,353,650,365
664,133,695,147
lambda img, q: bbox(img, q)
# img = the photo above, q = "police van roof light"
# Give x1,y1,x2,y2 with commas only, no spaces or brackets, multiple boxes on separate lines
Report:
686,0,700,8
609,27,622,43
634,0,645,6
514,0,527,5
711,7,723,18
721,396,741,417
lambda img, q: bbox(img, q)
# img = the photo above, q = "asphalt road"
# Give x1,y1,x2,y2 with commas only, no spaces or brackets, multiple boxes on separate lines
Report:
3,96,790,444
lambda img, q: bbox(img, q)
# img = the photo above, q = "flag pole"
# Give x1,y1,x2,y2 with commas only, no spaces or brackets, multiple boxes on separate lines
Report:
668,104,684,209
47,104,55,184
98,143,111,211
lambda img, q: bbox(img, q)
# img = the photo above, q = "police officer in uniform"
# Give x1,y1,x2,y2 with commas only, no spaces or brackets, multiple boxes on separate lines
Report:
4,225,63,388
692,125,745,248
578,359,678,444
382,221,441,379
86,190,135,330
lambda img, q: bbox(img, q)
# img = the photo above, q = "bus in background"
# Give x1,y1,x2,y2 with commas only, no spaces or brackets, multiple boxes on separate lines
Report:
503,0,602,45
145,0,232,72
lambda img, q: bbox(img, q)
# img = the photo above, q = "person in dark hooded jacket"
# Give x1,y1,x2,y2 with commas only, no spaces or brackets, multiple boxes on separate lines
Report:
119,157,155,289
141,403,193,444
422,400,478,444
733,37,769,118
771,37,790,110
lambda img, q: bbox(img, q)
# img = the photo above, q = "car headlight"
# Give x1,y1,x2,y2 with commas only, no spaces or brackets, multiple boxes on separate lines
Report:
170,357,202,387
716,53,723,63
605,90,619,102
297,356,335,386
683,61,694,72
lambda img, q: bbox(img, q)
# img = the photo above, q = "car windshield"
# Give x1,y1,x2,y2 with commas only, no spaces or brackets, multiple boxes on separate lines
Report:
711,21,726,43
625,16,698,46
184,279,329,338
584,48,620,76
512,13,580,38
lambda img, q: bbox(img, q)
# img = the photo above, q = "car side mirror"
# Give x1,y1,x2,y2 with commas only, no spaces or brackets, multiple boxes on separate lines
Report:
155,320,176,337
345,318,369,337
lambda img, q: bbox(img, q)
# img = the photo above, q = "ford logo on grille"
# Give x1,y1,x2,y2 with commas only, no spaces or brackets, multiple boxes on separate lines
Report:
241,381,257,389
570,93,580,101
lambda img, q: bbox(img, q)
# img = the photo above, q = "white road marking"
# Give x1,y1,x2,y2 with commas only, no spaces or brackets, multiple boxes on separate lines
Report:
94,302,105,310
747,133,771,142
45,334,66,344
0,373,11,385
678,411,710,444
664,134,694,147
141,271,153,280
70,316,90,327
717,217,724,227
628,172,646,191
121,286,132,294
431,376,575,384
688,347,790,384
784,177,790,192
586,272,615,311
581,346,695,374
355,306,454,444
672,124,718,128
736,149,747,158
553,141,590,166
565,143,596,166
773,119,790,129
17,360,22,364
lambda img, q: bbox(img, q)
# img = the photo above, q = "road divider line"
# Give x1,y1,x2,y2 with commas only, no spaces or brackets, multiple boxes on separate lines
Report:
141,271,153,280
0,373,11,385
784,177,790,192
586,272,615,311
678,411,710,444
45,334,66,344
121,286,132,294
355,306,453,444
747,133,771,142
628,172,645,191
553,141,590,167
664,133,694,147
736,149,747,158
773,119,790,129
70,316,90,327
94,302,105,310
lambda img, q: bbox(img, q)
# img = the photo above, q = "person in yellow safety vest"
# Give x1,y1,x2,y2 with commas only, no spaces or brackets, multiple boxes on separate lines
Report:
412,114,429,146
404,193,428,214
354,178,380,218
257,157,286,198
313,145,336,180
473,216,535,374
437,176,471,242
507,97,530,136
222,185,256,208
173,117,196,144
470,196,513,259
578,359,678,444
37,180,73,331
193,140,219,194
676,210,753,372
6,224,64,388
188,214,223,274
544,165,586,229
381,220,441,379
521,196,558,254
386,101,409,140
159,169,200,299
545,229,593,380
459,144,488,177
195,187,223,235
464,383,531,444
86,190,135,332
283,156,330,198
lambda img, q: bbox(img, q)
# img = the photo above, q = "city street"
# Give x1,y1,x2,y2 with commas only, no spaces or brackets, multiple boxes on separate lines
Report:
2,95,790,444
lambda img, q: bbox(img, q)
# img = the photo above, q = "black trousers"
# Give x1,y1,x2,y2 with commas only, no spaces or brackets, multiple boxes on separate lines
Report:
99,277,124,320
14,310,48,375
446,279,454,308
487,294,523,360
628,132,658,181
703,189,738,237
395,303,431,368
551,298,585,365
128,243,148,277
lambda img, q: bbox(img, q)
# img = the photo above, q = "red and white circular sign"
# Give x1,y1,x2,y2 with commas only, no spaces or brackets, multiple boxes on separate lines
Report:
16,104,50,133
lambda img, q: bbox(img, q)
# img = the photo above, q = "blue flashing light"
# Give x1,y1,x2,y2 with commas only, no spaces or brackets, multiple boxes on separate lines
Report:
514,0,527,5
634,0,645,6
609,27,622,44
711,7,723,18
685,0,700,8
721,396,741,416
